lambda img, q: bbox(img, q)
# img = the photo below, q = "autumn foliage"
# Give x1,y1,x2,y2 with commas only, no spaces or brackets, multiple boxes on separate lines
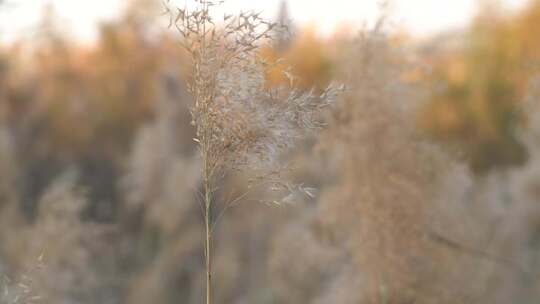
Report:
1,1,540,303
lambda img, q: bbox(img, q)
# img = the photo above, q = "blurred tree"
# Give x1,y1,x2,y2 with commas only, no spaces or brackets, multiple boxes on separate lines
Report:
419,0,540,174
0,1,189,220
274,1,295,53
260,1,335,90
263,27,333,90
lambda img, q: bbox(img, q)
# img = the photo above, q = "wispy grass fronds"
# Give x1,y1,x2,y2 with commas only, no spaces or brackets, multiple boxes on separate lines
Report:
164,1,341,303
1,255,44,304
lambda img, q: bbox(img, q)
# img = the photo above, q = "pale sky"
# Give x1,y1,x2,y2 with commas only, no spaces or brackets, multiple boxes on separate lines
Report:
0,0,529,44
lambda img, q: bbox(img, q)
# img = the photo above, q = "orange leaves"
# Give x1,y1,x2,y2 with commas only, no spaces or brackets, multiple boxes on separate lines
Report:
418,1,540,174
262,28,333,90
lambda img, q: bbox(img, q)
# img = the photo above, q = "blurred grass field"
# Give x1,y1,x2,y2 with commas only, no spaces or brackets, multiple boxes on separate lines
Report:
1,1,540,303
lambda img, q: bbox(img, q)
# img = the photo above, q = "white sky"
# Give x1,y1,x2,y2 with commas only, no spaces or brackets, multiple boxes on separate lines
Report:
0,0,530,44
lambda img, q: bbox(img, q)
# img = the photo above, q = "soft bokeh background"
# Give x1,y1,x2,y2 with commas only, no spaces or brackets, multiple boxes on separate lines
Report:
0,0,528,42
1,0,540,303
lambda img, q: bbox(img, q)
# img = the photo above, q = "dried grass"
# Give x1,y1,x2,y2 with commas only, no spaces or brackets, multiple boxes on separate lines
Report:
164,1,341,302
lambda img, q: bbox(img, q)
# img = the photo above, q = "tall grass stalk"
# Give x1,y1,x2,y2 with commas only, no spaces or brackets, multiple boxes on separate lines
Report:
164,1,341,302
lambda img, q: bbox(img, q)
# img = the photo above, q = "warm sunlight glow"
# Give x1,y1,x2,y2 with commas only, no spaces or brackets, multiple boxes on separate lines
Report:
0,0,528,43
